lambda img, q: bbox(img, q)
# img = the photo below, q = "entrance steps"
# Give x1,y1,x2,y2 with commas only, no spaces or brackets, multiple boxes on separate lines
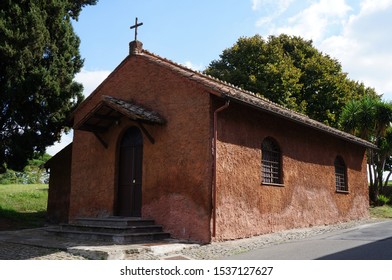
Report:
46,217,171,244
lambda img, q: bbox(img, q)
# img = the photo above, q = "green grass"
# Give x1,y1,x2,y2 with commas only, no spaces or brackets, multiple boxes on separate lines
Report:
0,184,48,230
369,204,392,219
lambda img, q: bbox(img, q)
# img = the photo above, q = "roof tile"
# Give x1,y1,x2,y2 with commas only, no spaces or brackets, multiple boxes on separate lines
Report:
138,49,376,149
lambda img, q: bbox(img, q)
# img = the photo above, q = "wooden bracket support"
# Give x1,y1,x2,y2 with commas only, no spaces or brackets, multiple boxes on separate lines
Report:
137,121,155,144
94,132,108,149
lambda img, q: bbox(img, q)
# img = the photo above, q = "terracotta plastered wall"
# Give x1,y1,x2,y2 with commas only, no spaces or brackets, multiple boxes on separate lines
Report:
214,101,369,241
46,144,72,223
69,55,213,242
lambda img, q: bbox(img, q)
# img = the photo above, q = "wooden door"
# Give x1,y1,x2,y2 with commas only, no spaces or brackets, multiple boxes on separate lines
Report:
117,126,143,217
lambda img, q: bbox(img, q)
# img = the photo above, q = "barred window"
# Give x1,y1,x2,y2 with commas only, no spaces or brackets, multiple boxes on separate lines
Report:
261,137,282,184
335,156,348,192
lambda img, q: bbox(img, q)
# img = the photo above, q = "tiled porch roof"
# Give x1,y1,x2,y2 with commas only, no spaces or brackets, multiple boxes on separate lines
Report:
74,95,165,133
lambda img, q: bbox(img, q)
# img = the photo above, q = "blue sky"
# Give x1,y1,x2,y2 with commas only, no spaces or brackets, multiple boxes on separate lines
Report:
46,0,392,154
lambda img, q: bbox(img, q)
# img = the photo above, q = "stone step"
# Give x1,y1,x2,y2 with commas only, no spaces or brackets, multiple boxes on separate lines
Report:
60,223,164,234
74,217,156,227
46,228,171,244
46,216,171,244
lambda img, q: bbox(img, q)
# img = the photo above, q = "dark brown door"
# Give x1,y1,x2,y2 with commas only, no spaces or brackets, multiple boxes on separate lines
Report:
117,126,143,217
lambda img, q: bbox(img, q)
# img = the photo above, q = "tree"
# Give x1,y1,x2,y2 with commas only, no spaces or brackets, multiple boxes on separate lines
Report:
204,34,377,126
0,0,97,173
339,96,392,203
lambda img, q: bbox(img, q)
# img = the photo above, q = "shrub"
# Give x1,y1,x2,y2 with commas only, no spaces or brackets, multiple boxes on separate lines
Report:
377,194,390,206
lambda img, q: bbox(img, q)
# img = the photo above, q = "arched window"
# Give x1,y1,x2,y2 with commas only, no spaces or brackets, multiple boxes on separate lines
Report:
261,137,282,184
334,156,348,192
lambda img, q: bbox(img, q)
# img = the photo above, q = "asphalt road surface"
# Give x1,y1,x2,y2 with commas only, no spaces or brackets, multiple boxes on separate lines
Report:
225,220,392,260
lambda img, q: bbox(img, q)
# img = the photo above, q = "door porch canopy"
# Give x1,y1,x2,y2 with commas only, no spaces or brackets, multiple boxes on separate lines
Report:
73,95,165,147
74,95,165,133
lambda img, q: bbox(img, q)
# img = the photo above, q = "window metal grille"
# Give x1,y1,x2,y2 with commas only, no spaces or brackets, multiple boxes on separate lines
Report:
335,157,348,192
262,138,281,184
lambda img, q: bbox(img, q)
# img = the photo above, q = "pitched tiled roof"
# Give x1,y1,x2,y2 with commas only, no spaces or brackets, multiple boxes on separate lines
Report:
73,41,376,149
137,47,376,149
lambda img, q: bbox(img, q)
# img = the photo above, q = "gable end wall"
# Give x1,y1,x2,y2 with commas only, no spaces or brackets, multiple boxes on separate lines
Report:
68,55,213,243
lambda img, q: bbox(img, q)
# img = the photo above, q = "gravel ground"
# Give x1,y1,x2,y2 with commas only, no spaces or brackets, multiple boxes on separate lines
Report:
0,242,88,260
0,218,383,260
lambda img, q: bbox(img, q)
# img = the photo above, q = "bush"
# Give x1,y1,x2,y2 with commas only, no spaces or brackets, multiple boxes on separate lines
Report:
0,153,50,184
0,169,24,184
377,194,390,206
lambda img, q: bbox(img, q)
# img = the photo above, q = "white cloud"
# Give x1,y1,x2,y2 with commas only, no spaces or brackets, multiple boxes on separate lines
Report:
252,0,293,12
75,69,111,97
360,0,392,14
253,0,294,27
319,0,392,100
273,0,352,41
254,0,392,100
46,69,110,155
252,0,261,10
256,16,274,26
183,61,204,71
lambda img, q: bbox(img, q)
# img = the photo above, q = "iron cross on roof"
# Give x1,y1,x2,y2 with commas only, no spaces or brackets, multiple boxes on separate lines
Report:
130,17,143,41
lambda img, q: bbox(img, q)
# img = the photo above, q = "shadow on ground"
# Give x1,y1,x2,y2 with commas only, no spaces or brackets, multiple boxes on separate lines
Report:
317,237,392,260
0,209,46,231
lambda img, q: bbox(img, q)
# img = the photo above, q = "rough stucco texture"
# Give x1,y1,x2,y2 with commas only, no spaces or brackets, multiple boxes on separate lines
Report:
214,102,369,241
61,52,369,244
68,54,213,243
46,144,72,223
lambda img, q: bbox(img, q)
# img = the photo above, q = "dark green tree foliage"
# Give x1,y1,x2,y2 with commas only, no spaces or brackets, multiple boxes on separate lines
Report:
0,0,97,172
205,34,377,126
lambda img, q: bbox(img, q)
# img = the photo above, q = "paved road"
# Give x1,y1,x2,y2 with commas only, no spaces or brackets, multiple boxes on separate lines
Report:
225,220,392,260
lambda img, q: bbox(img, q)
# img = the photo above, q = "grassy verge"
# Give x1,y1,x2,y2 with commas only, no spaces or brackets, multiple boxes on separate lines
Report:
369,204,392,219
0,184,48,230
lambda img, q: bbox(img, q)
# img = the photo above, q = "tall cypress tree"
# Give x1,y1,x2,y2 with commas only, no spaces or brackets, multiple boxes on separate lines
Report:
0,0,97,172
